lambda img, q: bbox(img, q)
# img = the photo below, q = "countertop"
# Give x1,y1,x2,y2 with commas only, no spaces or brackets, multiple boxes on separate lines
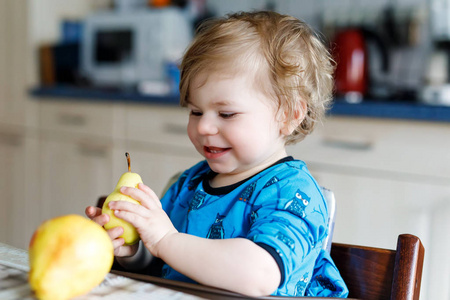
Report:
31,86,450,123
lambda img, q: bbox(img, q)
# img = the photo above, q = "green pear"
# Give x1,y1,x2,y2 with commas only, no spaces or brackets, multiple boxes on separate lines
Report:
29,214,114,300
102,153,143,245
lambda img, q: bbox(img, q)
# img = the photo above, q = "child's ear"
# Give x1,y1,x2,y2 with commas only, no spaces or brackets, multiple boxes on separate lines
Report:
280,101,307,136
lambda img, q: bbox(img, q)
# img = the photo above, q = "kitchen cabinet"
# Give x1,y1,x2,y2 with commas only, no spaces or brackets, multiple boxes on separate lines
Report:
0,127,40,250
0,128,26,246
306,169,450,299
322,172,448,299
39,135,115,220
287,116,450,299
37,100,127,221
36,102,201,219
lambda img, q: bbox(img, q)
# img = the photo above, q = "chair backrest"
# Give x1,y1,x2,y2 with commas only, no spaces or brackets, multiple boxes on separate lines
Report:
320,186,336,253
330,234,425,300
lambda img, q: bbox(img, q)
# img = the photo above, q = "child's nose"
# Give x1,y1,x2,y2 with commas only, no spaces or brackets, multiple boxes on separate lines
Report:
197,115,219,135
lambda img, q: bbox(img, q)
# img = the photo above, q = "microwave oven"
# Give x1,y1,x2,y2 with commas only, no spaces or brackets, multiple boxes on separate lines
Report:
81,8,193,88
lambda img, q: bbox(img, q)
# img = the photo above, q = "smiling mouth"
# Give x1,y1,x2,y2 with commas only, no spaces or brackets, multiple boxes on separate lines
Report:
203,146,231,158
205,146,230,153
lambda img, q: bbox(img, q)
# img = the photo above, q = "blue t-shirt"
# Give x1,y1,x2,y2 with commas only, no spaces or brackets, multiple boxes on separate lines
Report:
160,157,348,297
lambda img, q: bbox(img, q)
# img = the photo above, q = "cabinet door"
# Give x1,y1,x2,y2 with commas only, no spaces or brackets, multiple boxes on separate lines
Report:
39,137,114,222
0,130,26,246
309,168,450,300
309,170,432,249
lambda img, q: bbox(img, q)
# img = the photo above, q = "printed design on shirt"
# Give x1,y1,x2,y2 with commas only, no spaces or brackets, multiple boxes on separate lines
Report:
311,206,327,224
239,182,256,203
250,210,258,224
189,190,206,211
284,189,310,219
206,213,226,239
276,231,295,250
310,275,338,293
263,176,279,188
295,272,310,296
187,173,204,191
249,204,263,224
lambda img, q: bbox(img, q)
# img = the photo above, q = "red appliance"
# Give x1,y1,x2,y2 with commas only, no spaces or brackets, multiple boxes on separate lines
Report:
333,28,391,101
333,29,368,100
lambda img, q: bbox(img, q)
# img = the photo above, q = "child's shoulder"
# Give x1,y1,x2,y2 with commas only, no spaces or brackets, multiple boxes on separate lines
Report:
264,157,310,179
258,158,320,192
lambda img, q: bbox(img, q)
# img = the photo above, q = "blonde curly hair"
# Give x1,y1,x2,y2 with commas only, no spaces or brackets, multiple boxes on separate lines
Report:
180,11,335,145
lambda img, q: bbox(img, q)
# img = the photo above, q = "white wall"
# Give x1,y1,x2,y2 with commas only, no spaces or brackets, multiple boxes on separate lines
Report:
28,0,111,46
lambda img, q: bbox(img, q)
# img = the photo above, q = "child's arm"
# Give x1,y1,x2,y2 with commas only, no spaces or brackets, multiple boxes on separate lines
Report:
156,233,281,296
109,184,281,297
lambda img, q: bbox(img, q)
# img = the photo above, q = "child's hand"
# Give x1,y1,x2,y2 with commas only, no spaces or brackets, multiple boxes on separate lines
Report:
84,205,139,257
107,183,178,257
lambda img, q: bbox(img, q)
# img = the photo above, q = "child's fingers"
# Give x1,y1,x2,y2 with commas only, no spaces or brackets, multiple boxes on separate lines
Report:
112,238,125,253
85,206,101,218
120,186,161,209
86,206,110,227
138,183,160,204
109,201,150,219
114,242,138,257
107,226,124,240
111,202,160,229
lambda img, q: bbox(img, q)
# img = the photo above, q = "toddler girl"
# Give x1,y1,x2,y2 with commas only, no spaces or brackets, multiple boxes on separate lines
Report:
86,10,348,297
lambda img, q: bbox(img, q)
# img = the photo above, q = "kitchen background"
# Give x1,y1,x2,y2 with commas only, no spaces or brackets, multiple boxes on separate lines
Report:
1,0,450,299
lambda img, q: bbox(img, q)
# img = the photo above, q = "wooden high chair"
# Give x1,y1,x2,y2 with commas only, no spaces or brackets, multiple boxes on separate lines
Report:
330,234,424,300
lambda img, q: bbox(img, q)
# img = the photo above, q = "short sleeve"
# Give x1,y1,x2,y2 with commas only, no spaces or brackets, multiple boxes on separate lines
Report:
246,166,329,295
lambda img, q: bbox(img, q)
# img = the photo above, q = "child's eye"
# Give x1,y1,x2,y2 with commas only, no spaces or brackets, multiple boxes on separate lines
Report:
190,110,202,116
219,112,237,119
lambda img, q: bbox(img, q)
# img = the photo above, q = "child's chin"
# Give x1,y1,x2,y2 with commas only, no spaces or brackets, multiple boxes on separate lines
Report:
206,161,232,174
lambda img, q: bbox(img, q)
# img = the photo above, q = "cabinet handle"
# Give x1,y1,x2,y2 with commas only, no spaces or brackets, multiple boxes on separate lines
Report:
0,132,22,146
322,138,373,151
163,123,186,135
77,142,108,158
58,113,86,126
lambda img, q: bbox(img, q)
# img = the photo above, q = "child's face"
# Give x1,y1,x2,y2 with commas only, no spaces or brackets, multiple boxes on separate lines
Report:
187,70,288,181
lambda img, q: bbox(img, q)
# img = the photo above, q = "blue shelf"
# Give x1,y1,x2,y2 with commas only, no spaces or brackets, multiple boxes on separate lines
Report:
31,86,450,123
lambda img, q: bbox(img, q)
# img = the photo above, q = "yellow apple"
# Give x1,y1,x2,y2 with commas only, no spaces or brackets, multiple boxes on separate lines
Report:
102,152,143,245
28,214,114,300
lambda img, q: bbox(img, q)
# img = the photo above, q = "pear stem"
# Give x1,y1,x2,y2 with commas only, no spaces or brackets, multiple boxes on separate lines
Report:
125,152,131,172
